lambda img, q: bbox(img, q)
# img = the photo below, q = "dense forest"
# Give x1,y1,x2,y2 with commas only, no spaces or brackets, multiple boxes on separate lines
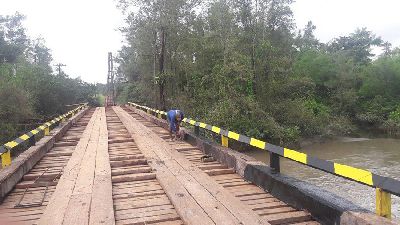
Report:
0,13,97,143
114,0,400,146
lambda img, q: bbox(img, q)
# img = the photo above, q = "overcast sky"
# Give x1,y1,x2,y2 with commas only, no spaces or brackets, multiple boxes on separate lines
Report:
1,0,399,84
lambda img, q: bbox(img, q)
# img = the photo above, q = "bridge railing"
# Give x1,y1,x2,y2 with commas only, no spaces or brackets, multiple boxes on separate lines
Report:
0,103,88,169
128,101,400,219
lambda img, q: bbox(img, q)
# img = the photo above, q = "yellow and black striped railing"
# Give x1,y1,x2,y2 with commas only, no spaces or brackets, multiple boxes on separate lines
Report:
128,102,398,219
0,103,88,168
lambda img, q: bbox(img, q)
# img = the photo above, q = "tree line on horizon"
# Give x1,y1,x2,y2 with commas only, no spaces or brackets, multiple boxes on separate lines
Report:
114,0,400,146
0,13,97,143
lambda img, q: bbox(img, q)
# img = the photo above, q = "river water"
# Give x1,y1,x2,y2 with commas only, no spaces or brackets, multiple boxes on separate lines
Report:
244,137,400,218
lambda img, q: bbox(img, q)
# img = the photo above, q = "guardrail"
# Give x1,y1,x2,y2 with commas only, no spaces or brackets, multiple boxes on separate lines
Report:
128,101,399,219
0,103,88,169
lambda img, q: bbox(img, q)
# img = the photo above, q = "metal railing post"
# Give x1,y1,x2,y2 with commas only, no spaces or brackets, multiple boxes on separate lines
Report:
376,188,391,219
1,150,11,168
29,136,36,146
269,152,280,173
44,127,50,136
194,126,200,136
221,135,228,147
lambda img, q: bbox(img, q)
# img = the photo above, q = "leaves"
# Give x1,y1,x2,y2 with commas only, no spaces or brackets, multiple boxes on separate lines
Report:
115,0,400,145
0,13,96,143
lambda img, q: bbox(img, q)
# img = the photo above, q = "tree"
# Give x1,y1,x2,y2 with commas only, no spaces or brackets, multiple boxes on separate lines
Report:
295,21,320,51
0,13,97,143
0,12,28,64
328,28,383,65
115,0,400,144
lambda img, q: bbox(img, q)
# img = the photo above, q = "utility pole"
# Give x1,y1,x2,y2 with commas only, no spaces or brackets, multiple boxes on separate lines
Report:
105,52,115,107
54,63,66,76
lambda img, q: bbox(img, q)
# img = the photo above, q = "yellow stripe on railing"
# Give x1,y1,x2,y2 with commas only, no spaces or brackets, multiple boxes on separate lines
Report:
249,138,266,149
284,148,307,164
334,163,373,186
228,131,240,141
211,126,221,134
199,122,207,128
127,101,400,205
0,103,87,168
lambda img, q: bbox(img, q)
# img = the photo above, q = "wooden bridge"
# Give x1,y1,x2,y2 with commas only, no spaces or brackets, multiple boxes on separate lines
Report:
0,105,398,225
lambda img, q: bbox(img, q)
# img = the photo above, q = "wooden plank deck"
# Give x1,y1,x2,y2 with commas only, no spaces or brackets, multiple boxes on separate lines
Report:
38,108,105,225
114,106,270,225
0,109,96,225
106,108,184,225
0,106,320,225
121,106,320,225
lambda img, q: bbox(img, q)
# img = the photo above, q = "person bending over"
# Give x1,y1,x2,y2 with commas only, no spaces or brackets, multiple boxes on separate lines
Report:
167,109,184,140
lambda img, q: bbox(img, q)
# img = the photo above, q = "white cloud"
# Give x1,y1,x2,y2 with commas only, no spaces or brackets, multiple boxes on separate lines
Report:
292,0,400,46
1,0,125,83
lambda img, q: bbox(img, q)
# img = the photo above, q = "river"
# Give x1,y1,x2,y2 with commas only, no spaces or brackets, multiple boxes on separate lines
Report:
244,137,400,218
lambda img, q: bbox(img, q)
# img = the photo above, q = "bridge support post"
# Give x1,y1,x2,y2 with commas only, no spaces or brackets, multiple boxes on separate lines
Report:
269,152,280,173
147,109,151,114
29,136,36,146
376,188,391,219
194,126,200,136
221,135,228,147
1,150,11,168
44,127,50,136
157,113,162,119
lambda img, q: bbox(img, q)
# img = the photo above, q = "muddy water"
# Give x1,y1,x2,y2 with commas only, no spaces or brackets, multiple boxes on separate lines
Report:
244,137,400,218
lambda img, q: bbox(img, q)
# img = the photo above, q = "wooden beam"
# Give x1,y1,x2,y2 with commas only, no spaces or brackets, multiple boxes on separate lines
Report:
89,107,115,225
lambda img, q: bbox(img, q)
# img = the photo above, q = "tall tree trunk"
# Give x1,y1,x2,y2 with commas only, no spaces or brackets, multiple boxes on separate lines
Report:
159,27,166,110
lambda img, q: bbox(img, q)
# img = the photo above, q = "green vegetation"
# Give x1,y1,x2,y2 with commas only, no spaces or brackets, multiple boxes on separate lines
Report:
0,13,96,143
114,0,400,146
97,94,105,106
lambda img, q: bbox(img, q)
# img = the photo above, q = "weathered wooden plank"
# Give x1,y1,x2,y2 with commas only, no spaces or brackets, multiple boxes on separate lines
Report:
112,173,156,183
38,108,100,225
256,206,297,216
261,211,312,225
109,155,145,161
62,193,91,225
115,212,181,225
110,159,147,167
112,190,165,200
89,107,115,225
111,167,152,176
175,146,198,152
152,220,183,225
62,110,100,225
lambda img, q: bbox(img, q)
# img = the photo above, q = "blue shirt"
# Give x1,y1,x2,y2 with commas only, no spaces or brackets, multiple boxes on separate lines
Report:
167,110,184,132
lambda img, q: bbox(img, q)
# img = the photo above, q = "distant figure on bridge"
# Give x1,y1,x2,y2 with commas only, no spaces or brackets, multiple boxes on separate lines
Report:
167,109,184,141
